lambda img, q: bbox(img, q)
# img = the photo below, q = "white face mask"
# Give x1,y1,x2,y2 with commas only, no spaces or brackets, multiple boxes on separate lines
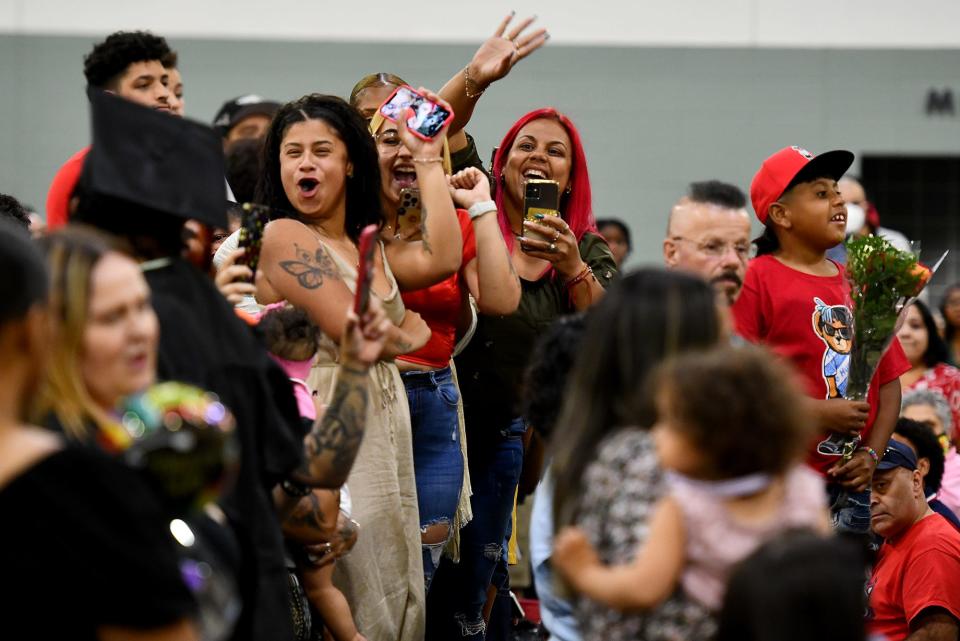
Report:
845,203,865,235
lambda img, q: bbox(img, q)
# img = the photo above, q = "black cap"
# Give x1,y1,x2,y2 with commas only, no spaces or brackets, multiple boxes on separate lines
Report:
876,440,919,472
212,94,280,138
78,87,227,228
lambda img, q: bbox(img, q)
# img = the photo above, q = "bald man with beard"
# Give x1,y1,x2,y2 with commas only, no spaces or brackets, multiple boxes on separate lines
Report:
663,180,752,306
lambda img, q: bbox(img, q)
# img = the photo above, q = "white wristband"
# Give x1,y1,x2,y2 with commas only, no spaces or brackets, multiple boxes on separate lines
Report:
467,200,497,220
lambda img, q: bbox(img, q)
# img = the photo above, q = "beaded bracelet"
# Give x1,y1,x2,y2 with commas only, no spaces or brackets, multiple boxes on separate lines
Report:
859,446,880,465
463,65,485,99
564,264,594,290
412,157,443,164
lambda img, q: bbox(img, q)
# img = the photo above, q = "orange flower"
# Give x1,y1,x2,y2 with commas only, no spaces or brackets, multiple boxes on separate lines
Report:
911,263,932,295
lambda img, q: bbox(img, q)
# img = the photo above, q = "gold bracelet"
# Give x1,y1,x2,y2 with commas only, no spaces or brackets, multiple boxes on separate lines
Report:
463,65,485,99
412,157,443,164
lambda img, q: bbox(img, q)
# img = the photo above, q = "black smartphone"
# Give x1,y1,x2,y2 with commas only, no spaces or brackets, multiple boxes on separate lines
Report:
523,180,560,242
236,203,270,281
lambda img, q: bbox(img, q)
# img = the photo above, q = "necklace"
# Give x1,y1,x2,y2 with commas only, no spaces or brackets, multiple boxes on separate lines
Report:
383,223,400,240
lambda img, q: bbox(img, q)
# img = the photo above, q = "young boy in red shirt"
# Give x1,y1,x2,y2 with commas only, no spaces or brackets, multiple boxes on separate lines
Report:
732,146,910,534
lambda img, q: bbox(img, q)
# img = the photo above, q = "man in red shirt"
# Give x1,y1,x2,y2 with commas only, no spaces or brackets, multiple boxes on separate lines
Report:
867,439,960,640
46,31,176,228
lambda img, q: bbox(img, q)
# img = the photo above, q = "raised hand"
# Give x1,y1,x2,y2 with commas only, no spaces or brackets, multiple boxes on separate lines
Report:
466,13,549,92
395,88,454,159
448,167,493,210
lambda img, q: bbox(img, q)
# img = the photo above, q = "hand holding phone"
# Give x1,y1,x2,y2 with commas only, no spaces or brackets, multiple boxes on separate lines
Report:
523,180,560,242
237,203,271,282
353,224,380,315
379,86,454,141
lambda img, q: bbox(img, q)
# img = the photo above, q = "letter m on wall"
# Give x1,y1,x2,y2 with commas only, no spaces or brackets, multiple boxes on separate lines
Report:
926,88,956,116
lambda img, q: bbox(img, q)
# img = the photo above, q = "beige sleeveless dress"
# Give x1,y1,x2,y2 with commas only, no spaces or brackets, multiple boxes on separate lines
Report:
307,240,424,641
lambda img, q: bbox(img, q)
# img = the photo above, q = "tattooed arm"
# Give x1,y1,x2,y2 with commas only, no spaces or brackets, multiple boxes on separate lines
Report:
285,299,394,493
260,218,355,343
382,89,462,291
293,362,370,488
260,219,422,356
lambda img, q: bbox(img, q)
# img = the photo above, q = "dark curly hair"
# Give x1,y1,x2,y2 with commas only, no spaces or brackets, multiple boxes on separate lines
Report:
259,305,319,362
521,313,587,440
657,345,812,479
0,193,30,230
255,94,383,244
895,417,945,494
83,31,174,89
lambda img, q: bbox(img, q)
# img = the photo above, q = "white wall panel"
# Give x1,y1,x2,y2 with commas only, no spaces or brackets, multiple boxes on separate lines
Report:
2,0,960,48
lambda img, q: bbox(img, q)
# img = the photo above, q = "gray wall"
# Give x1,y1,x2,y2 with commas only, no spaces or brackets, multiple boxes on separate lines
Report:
2,34,959,268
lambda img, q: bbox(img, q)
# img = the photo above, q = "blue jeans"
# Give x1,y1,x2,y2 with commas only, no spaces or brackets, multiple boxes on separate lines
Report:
402,367,465,590
426,417,526,640
827,483,872,534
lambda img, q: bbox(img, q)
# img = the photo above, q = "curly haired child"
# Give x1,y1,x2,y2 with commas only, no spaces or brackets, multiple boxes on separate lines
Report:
552,346,829,631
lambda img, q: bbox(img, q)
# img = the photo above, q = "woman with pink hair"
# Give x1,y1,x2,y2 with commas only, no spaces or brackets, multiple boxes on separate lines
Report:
428,108,616,640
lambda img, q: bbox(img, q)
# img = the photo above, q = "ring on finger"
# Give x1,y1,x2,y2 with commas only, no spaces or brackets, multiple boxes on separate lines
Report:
549,242,557,253
552,230,561,242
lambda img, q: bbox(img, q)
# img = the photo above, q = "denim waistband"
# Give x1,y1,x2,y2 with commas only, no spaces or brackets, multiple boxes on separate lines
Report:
401,365,453,389
499,416,528,439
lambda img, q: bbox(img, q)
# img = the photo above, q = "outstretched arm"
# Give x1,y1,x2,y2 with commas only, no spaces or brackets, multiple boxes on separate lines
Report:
438,13,548,140
384,90,462,290
290,301,390,489
552,497,686,611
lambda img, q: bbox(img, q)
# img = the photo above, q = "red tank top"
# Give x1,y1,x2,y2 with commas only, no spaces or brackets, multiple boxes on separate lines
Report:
399,209,477,369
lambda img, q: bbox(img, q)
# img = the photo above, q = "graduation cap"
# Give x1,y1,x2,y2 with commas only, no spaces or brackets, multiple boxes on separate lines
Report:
77,87,228,229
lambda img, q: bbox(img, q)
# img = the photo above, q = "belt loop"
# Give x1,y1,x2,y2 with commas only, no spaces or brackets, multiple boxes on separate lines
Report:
429,370,439,387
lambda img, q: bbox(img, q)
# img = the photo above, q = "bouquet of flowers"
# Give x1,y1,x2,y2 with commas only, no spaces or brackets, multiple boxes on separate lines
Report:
840,235,937,459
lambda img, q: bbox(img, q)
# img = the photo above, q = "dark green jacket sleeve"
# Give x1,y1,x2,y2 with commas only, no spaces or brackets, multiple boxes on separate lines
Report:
451,133,490,178
578,232,618,288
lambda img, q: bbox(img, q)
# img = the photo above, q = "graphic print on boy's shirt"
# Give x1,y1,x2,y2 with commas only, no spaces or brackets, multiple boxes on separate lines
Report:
731,255,910,475
811,296,855,458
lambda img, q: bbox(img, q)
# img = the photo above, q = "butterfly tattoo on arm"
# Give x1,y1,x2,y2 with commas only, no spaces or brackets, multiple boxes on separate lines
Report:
280,243,341,290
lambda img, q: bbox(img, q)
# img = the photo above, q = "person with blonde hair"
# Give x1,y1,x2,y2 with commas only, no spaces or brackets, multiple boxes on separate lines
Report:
0,222,198,640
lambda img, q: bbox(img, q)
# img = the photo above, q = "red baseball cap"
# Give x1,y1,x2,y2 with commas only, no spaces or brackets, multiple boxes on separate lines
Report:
46,147,90,230
750,146,854,224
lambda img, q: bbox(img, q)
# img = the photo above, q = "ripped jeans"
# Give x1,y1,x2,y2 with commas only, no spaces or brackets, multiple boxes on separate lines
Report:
827,482,872,535
403,366,465,590
426,417,525,640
